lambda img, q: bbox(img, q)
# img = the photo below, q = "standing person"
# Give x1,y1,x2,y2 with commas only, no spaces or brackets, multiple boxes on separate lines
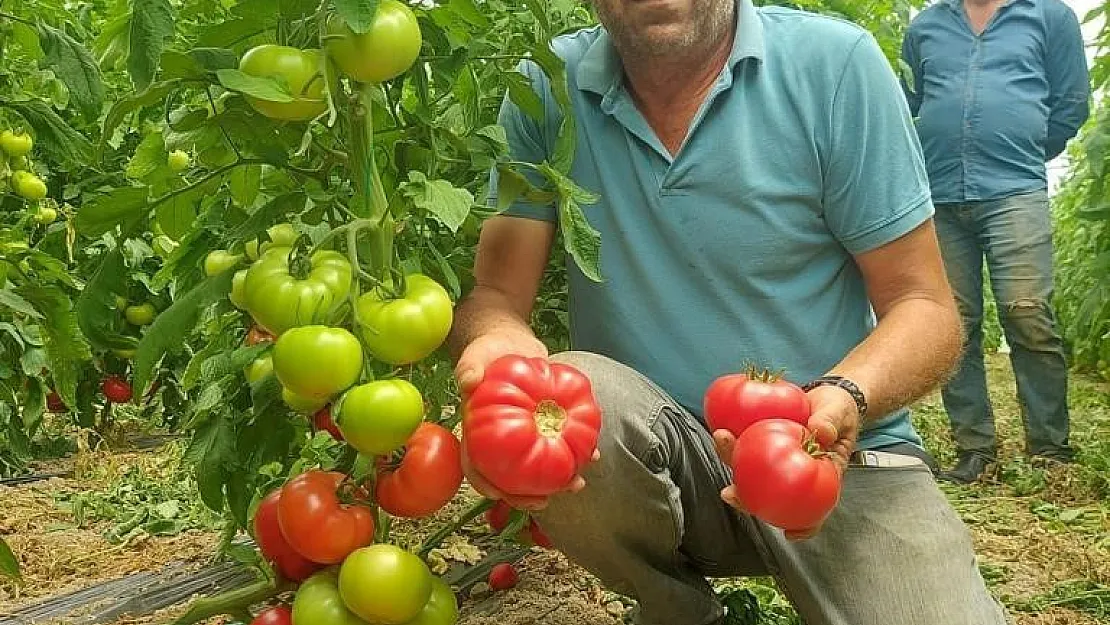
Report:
449,1,1009,623
901,0,1090,483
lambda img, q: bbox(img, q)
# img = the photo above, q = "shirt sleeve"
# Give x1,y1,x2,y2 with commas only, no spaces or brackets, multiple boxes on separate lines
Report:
486,60,559,223
899,27,923,117
1044,3,1091,161
822,33,935,256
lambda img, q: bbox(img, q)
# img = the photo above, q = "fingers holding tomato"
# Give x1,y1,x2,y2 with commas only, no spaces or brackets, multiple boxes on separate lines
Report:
453,330,549,398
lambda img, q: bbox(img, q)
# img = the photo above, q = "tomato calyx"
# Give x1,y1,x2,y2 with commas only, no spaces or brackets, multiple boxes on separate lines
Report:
740,363,788,384
533,399,567,437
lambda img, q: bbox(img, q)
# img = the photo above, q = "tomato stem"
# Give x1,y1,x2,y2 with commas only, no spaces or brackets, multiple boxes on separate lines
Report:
417,497,497,559
170,577,291,625
534,399,567,437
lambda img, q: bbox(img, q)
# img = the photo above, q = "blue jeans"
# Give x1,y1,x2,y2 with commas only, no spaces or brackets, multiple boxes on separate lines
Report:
933,189,1072,458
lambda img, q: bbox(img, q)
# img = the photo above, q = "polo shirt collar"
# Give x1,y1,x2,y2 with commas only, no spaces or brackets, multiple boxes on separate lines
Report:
576,0,765,97
941,0,1032,8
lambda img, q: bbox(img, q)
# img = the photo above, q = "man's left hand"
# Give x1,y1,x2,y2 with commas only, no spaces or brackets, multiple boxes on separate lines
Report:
714,384,861,540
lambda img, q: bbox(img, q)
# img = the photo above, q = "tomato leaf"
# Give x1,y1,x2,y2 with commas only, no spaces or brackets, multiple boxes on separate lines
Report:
126,131,166,180
335,0,381,34
75,249,140,352
75,186,150,238
132,270,236,398
0,288,44,320
18,285,92,410
100,81,179,158
195,344,269,390
35,22,105,119
537,164,602,282
454,66,480,131
402,172,473,233
226,192,308,246
216,69,295,102
229,164,263,207
127,0,175,91
186,412,235,512
441,0,490,28
504,71,545,123
159,48,237,80
3,99,94,169
0,537,20,581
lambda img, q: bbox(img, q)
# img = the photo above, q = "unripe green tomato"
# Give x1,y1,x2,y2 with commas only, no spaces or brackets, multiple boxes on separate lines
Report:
229,269,248,309
125,302,156,326
11,171,46,200
167,149,191,172
282,386,329,414
205,250,243,276
33,206,57,225
0,130,33,157
244,223,298,260
245,355,274,384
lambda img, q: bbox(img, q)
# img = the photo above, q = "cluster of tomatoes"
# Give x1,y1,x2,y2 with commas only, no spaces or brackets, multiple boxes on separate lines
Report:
703,367,842,532
0,128,56,224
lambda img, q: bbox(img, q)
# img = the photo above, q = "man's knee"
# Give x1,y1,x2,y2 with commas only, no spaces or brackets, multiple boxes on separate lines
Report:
998,297,1061,350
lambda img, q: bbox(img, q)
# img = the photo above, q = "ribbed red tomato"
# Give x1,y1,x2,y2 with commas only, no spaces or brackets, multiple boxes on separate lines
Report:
277,470,375,564
375,422,463,518
252,490,322,581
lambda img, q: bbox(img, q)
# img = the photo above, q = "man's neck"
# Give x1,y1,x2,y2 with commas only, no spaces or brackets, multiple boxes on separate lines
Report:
619,28,736,155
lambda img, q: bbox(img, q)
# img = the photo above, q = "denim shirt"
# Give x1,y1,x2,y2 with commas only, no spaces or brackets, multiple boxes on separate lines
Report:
901,0,1090,203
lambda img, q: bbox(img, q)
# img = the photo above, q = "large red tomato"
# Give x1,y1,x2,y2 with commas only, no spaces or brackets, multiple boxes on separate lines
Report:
375,423,463,518
462,355,602,497
730,419,841,532
253,489,323,581
703,369,810,436
277,470,375,564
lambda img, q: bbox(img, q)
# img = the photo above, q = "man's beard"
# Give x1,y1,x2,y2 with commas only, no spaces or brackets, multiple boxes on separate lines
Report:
594,0,736,64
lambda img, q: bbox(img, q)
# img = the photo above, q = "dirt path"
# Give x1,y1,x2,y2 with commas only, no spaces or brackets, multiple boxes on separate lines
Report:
1,354,1106,625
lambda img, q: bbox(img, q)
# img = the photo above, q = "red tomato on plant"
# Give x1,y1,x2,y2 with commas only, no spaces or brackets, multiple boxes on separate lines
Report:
486,500,552,549
730,419,841,532
252,489,322,581
312,406,343,440
462,355,602,497
277,470,374,564
487,563,519,591
46,391,66,413
703,367,810,437
375,422,463,518
102,376,133,403
250,605,292,625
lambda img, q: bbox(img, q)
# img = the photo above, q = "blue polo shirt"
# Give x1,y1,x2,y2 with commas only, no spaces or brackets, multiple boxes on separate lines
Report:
901,0,1090,203
489,0,935,450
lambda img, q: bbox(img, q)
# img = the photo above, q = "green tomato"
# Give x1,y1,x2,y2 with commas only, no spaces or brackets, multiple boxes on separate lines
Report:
337,379,424,456
167,149,191,172
125,303,156,326
403,576,459,625
325,1,422,84
244,223,299,261
11,171,46,200
0,130,33,157
113,348,137,360
282,386,329,414
242,247,352,335
33,205,57,225
244,355,273,384
205,250,243,276
356,274,453,365
272,325,362,399
292,570,365,625
238,44,327,121
229,269,248,309
338,545,433,625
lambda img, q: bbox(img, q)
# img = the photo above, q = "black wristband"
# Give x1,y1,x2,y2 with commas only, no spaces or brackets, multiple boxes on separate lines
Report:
802,375,868,420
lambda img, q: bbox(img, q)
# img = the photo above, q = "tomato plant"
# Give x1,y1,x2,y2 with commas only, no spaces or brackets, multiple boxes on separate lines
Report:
277,470,374,565
336,379,425,456
338,544,433,624
703,367,810,436
375,422,463,518
463,355,602,497
271,326,362,399
729,419,842,532
355,274,453,365
102,376,133,404
252,490,322,582
238,45,327,122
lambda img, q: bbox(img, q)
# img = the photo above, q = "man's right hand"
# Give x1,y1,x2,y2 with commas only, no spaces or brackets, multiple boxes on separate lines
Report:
453,329,598,511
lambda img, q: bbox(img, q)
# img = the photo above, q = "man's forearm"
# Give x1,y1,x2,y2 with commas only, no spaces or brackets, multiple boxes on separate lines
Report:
827,297,963,422
447,285,537,359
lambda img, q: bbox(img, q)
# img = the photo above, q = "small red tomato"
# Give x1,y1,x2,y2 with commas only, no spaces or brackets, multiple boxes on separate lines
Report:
249,605,292,625
46,391,66,413
312,406,344,440
730,419,841,532
246,325,276,346
703,368,810,437
102,376,133,403
488,562,519,591
486,500,553,549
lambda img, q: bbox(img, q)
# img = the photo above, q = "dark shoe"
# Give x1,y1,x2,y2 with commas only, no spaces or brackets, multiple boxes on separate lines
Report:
1030,449,1075,468
939,452,994,484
